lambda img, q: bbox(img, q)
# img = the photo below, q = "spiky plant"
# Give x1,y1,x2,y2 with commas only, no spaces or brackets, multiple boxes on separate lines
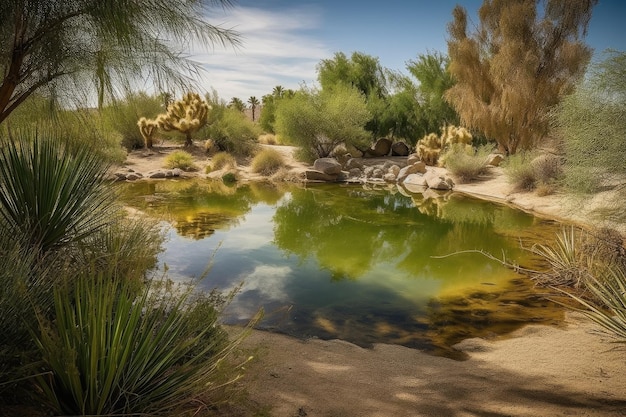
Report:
157,92,210,146
0,131,116,255
138,117,159,148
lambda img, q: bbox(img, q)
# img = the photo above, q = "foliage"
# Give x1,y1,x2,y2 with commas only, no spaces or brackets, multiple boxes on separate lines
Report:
274,85,371,160
228,97,246,112
555,50,626,194
204,98,260,157
442,144,492,183
259,86,295,133
211,152,237,170
251,148,286,175
164,150,197,171
406,52,459,135
445,0,597,154
0,132,115,255
33,271,251,416
157,92,210,147
101,91,164,150
0,0,240,122
138,117,159,149
503,152,538,192
317,51,389,137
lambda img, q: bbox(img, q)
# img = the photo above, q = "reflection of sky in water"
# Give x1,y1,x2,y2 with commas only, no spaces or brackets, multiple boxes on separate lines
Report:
129,183,566,356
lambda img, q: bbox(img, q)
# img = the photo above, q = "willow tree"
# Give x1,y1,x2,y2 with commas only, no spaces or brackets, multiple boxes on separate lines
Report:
445,0,596,154
0,0,240,124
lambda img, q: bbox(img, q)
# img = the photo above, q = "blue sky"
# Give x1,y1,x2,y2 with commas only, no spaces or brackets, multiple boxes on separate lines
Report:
193,0,626,102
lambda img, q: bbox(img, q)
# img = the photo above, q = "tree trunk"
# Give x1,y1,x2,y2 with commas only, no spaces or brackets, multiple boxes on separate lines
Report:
184,133,193,147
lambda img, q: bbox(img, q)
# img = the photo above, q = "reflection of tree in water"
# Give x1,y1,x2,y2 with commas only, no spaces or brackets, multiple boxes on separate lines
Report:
172,212,231,240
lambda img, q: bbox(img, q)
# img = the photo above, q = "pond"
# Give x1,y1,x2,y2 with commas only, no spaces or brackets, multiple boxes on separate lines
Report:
119,179,565,359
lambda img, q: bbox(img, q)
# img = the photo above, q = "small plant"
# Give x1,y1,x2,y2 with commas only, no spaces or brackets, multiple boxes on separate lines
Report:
416,125,473,166
222,172,238,185
441,144,491,183
164,150,197,171
504,152,537,192
251,148,286,175
211,151,237,170
137,117,158,148
258,133,277,145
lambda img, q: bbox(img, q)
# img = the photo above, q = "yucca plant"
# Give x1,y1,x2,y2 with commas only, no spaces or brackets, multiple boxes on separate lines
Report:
34,271,254,416
563,266,626,341
0,131,116,255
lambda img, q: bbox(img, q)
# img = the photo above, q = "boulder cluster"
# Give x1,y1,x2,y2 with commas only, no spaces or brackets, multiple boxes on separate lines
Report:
304,138,456,191
111,167,184,181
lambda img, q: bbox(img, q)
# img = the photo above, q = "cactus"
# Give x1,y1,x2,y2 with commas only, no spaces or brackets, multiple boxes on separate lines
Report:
156,92,210,147
416,125,473,166
137,117,158,149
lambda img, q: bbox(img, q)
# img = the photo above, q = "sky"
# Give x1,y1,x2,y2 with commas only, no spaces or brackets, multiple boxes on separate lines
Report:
192,0,626,102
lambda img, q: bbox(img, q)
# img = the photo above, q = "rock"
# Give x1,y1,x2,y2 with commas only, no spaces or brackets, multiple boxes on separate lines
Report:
313,158,342,175
397,161,427,183
364,138,392,157
372,168,384,178
388,165,401,177
487,153,505,167
363,166,374,178
407,153,420,165
348,168,363,178
383,173,397,182
172,168,183,177
125,173,142,181
345,158,364,170
391,141,410,156
425,171,454,190
305,169,337,182
147,170,167,179
404,173,426,187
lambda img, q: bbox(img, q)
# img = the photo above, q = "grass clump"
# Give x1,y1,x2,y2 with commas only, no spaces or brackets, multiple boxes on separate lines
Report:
442,144,491,183
504,152,538,191
164,150,197,171
251,148,286,175
211,151,237,170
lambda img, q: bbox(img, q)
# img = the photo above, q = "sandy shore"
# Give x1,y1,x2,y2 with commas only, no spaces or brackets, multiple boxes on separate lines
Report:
120,143,626,417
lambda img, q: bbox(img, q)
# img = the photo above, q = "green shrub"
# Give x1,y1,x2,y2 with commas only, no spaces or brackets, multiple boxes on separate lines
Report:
251,148,286,175
211,151,237,170
101,91,163,150
203,106,260,157
222,172,238,185
504,152,538,192
442,144,491,183
34,271,251,416
164,150,197,171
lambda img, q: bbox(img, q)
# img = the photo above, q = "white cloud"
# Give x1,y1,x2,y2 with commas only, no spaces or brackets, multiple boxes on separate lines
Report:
193,5,331,100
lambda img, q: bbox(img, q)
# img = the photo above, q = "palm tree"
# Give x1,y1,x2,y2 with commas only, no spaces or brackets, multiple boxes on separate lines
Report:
272,85,285,98
228,97,246,112
248,96,260,121
0,0,241,122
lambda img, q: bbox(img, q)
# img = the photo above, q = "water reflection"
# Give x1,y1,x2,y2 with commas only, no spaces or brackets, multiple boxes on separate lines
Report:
118,180,565,358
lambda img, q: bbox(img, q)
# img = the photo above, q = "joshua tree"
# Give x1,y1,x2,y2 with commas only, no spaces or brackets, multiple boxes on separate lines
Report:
137,117,159,149
156,93,210,147
248,96,260,121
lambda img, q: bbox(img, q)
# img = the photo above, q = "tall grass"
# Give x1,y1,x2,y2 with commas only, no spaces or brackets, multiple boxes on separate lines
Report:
34,271,253,415
251,148,286,175
442,144,491,183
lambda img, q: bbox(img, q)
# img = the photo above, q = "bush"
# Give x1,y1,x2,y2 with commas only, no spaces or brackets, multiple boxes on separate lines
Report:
251,148,286,175
34,271,251,416
504,152,538,192
203,105,260,157
101,91,164,150
274,85,371,159
164,150,197,171
441,144,491,183
211,151,237,170
555,50,626,194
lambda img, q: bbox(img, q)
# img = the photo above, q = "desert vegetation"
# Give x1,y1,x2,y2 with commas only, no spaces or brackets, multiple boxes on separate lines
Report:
0,0,625,413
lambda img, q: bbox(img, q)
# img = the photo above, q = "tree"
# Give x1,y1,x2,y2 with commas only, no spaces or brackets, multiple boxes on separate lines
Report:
555,50,626,193
248,96,260,121
406,52,459,134
228,97,246,112
0,0,240,123
274,85,371,160
156,93,209,147
445,0,597,154
317,52,389,137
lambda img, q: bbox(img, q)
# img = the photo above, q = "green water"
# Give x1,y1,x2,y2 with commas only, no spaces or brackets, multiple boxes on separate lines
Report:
119,179,565,358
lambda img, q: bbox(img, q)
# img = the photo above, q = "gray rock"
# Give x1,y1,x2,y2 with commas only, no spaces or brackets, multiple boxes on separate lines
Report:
391,141,410,156
305,169,337,182
487,153,505,167
147,170,167,179
345,158,364,170
364,138,392,157
125,173,142,181
313,158,342,175
348,168,363,178
397,162,427,183
388,165,401,177
383,173,397,182
372,168,384,178
425,171,454,190
407,154,420,165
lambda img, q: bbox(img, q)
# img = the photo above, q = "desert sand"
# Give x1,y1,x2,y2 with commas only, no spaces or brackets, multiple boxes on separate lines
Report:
120,143,626,417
